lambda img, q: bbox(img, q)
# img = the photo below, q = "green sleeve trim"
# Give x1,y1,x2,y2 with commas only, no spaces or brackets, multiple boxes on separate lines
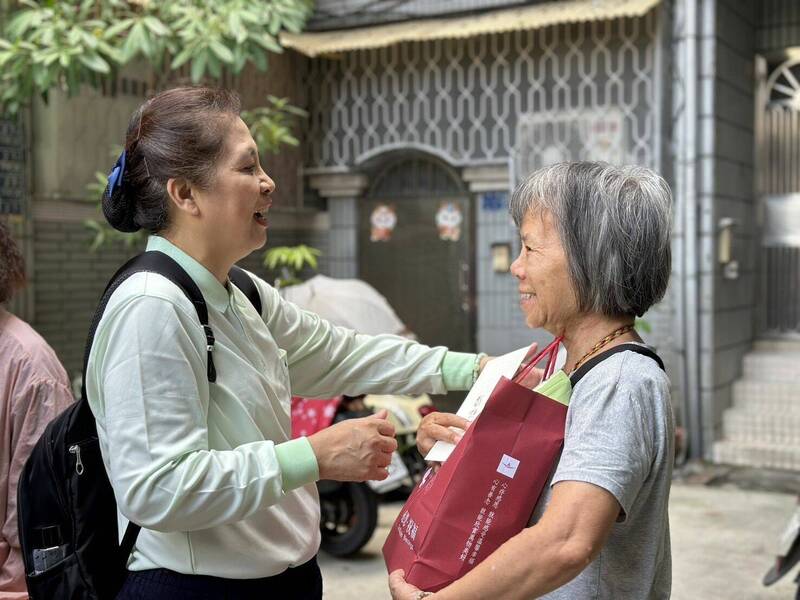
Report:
441,351,478,391
275,437,320,492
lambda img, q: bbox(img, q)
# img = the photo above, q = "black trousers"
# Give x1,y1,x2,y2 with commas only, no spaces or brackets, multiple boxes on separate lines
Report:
115,556,323,600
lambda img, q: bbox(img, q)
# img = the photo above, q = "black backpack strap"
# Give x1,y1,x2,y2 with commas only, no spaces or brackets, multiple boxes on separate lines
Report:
228,266,262,315
80,251,217,398
570,343,665,387
119,521,141,565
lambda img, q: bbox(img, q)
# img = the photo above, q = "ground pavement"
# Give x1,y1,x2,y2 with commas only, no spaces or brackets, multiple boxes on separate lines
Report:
319,480,799,599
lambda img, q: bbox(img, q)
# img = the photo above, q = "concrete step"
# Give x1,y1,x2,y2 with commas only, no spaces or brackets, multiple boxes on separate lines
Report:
732,380,800,412
742,352,800,383
755,339,800,353
713,440,800,471
722,408,800,445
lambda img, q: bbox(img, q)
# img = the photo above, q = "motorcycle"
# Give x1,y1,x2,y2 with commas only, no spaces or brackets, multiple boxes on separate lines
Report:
364,393,435,495
763,497,800,598
291,393,435,556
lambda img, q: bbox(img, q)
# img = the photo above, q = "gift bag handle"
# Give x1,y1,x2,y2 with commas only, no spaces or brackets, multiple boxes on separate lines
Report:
513,335,564,384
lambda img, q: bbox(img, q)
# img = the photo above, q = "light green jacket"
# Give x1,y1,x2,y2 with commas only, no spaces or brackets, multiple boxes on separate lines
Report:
86,236,476,578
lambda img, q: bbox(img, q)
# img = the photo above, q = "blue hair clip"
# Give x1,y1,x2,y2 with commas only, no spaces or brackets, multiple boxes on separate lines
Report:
107,150,127,194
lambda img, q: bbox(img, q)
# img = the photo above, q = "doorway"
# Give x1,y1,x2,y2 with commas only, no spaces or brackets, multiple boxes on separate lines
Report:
359,155,475,353
757,55,800,337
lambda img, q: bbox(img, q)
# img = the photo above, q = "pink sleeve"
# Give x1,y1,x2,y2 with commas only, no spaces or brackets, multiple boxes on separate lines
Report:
0,378,73,596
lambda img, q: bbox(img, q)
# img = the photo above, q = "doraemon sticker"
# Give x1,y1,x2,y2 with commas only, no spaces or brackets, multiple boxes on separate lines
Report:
435,201,463,241
370,203,397,242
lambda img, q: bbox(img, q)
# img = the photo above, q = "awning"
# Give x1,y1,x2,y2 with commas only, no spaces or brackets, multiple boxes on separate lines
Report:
280,0,661,58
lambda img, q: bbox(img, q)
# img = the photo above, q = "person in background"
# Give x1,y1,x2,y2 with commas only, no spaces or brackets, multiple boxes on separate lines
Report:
0,219,74,599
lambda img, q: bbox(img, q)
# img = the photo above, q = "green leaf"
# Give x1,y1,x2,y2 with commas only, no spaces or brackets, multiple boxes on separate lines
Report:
7,9,40,39
207,51,221,78
170,45,194,69
104,18,135,39
253,33,282,53
209,39,233,63
190,50,207,82
143,16,170,37
121,21,149,61
249,45,267,71
79,52,110,74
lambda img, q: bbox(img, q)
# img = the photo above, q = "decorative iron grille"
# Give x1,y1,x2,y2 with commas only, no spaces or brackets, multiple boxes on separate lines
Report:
0,118,25,215
305,10,659,175
369,157,464,198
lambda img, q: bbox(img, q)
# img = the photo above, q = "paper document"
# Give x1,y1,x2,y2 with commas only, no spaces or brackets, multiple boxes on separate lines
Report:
425,346,530,463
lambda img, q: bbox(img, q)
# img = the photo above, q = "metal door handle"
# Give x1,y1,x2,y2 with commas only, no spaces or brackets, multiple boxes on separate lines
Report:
459,262,470,312
458,262,469,292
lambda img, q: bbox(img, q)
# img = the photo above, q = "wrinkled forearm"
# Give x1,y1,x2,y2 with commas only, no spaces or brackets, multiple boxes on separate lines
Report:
433,525,588,600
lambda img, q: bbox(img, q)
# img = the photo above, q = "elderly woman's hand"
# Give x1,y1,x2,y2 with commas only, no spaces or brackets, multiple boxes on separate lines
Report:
416,411,470,457
517,365,544,390
389,570,430,600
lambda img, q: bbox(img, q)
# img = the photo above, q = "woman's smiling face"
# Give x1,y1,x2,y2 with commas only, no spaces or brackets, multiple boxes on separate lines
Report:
191,116,275,262
510,210,579,334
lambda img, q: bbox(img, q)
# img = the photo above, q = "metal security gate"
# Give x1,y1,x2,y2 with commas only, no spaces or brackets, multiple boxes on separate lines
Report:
359,156,474,352
758,57,800,337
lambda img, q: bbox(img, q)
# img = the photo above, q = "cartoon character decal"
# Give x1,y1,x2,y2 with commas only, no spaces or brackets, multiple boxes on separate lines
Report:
370,203,398,242
435,201,463,241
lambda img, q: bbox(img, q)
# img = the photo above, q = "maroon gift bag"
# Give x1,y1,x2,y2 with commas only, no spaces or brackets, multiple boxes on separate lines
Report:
383,338,567,592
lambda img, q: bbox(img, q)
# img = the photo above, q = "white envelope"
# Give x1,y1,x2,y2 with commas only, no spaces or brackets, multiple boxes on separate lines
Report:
424,345,531,463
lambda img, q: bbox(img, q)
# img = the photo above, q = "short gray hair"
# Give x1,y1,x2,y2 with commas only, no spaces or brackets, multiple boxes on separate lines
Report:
510,162,672,318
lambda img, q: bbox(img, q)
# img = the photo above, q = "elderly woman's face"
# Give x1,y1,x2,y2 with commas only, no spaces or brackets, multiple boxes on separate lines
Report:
510,211,578,333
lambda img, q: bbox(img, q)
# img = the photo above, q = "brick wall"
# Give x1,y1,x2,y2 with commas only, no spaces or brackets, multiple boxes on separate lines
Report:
31,220,141,379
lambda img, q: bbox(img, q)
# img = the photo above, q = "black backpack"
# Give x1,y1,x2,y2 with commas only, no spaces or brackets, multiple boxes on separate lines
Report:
17,250,261,600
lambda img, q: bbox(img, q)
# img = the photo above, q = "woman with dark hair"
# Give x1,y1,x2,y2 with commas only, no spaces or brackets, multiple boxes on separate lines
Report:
0,220,73,598
87,87,486,599
391,162,674,600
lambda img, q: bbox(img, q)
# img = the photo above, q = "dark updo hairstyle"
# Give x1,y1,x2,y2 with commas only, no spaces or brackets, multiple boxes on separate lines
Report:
102,86,242,233
0,218,26,304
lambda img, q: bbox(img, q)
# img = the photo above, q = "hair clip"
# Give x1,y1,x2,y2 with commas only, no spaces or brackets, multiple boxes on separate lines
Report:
107,150,127,194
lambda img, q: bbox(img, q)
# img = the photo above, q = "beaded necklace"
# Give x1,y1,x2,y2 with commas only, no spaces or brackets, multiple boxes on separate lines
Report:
569,324,635,374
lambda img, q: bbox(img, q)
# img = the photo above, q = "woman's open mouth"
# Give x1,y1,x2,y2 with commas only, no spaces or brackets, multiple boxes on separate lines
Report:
520,292,535,306
254,211,268,227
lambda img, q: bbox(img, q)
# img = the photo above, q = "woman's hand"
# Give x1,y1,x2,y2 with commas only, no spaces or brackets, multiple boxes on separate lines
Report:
308,409,397,481
517,366,544,390
416,411,470,456
515,342,544,390
389,570,428,600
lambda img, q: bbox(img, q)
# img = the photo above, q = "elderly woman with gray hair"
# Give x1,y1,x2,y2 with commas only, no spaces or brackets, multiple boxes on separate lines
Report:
390,161,674,600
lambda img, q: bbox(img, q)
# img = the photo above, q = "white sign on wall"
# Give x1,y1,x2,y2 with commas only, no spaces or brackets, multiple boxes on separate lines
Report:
511,108,628,187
